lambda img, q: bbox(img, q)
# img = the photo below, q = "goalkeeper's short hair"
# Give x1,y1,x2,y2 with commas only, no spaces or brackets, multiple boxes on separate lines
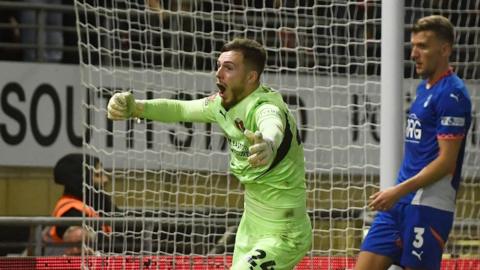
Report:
221,38,266,79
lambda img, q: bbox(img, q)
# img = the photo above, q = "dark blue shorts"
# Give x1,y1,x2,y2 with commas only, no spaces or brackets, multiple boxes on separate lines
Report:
361,203,453,270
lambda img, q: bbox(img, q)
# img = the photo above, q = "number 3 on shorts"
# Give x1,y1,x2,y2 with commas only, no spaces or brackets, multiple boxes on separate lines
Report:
412,227,425,248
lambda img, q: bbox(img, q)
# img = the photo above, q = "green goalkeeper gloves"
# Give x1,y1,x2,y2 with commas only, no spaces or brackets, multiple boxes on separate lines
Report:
107,91,139,120
244,130,275,167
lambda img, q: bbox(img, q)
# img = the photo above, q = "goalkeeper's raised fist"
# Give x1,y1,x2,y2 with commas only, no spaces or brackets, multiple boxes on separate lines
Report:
244,129,275,167
107,91,138,120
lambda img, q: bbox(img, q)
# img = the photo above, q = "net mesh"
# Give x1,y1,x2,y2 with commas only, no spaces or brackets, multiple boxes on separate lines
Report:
73,0,480,267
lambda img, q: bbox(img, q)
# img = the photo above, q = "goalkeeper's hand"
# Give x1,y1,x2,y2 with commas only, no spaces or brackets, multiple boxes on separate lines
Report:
244,130,275,167
107,91,137,120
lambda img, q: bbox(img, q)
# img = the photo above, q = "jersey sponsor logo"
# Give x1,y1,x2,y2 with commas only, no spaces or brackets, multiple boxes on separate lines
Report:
405,114,422,142
441,116,465,127
228,138,249,157
423,94,432,107
409,113,419,120
449,93,459,102
231,148,249,157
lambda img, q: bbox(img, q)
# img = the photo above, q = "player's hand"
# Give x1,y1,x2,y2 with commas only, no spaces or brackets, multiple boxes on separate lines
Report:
368,186,401,212
244,130,275,167
107,91,137,120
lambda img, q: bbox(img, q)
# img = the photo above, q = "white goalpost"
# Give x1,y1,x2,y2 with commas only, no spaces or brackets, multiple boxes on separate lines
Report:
74,0,479,268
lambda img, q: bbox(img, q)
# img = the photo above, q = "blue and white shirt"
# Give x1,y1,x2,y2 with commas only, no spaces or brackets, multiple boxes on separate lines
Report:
397,70,472,212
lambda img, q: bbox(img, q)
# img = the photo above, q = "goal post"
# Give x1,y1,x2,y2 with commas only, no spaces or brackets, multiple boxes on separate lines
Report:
74,0,479,268
380,0,403,190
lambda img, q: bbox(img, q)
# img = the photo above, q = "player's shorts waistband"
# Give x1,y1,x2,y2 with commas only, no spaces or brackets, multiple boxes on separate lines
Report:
244,195,306,221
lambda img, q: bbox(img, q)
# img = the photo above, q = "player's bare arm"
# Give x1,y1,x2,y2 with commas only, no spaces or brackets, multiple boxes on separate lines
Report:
369,138,463,211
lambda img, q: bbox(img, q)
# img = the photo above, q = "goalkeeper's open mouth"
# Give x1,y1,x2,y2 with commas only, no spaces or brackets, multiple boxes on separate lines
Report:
216,83,226,97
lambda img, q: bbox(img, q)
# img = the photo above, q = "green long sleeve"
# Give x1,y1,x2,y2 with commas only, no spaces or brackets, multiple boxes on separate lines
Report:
255,104,285,150
142,98,214,123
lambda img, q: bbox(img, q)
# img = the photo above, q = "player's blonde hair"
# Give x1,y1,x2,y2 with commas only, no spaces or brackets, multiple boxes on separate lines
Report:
412,15,455,45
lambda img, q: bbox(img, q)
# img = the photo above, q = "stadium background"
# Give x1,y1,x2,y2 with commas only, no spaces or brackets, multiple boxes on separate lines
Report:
0,0,479,269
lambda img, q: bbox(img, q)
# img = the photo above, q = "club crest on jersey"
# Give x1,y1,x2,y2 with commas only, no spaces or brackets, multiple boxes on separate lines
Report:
234,118,246,132
441,116,465,127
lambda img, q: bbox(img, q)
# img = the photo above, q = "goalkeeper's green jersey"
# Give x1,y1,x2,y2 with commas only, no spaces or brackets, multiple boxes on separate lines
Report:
143,85,306,209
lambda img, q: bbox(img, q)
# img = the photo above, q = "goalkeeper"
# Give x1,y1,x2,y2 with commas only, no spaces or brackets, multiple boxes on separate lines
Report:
107,38,312,270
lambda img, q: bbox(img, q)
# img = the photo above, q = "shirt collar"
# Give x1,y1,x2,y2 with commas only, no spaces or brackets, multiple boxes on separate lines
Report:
426,67,453,89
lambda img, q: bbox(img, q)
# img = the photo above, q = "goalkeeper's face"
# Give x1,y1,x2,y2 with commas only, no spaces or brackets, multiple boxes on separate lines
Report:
216,50,255,109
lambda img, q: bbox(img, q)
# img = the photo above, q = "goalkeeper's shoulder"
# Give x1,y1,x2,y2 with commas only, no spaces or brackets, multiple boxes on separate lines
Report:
204,93,222,106
199,93,223,114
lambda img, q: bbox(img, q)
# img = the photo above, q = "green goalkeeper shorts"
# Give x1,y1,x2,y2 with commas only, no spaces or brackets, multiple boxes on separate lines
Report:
230,196,312,270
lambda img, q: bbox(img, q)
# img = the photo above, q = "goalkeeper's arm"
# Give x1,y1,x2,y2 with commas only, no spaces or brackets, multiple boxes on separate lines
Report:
107,91,212,122
244,104,285,167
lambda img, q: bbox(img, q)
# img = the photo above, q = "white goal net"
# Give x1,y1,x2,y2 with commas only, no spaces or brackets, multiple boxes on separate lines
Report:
74,0,479,268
